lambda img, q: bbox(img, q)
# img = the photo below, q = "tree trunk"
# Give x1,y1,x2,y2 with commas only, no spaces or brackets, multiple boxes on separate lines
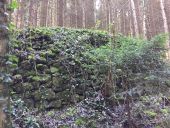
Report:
70,0,76,27
130,0,139,37
84,0,95,28
57,0,64,26
40,0,48,26
160,0,170,59
0,0,9,127
76,0,83,28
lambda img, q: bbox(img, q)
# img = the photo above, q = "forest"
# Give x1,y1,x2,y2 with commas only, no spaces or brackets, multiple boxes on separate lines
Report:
0,0,170,128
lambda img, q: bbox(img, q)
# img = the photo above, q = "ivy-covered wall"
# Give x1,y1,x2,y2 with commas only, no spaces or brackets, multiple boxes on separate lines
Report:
7,28,111,110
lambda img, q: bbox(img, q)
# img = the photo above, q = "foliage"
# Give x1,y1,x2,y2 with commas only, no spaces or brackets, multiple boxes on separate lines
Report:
10,99,40,128
8,0,19,11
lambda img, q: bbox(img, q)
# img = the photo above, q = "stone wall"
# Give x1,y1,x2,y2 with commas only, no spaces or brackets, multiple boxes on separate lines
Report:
8,28,111,110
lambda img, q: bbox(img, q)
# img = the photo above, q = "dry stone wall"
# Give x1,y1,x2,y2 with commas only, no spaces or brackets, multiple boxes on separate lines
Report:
8,28,111,110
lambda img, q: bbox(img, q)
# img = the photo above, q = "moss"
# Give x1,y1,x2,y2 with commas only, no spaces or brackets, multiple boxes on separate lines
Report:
33,90,42,101
32,75,50,82
50,67,59,73
22,82,33,91
43,89,56,101
161,108,169,114
144,110,157,118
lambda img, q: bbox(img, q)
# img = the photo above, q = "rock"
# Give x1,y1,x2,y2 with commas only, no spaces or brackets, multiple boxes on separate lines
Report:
32,74,51,82
24,91,32,99
20,60,32,70
33,90,42,101
13,74,22,83
59,89,71,102
42,82,52,88
25,98,34,108
50,66,59,74
37,64,48,70
12,83,23,93
22,82,33,91
36,56,47,64
43,89,56,101
32,81,40,90
45,100,62,109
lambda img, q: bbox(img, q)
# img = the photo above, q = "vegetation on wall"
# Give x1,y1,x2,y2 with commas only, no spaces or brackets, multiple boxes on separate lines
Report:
4,27,170,127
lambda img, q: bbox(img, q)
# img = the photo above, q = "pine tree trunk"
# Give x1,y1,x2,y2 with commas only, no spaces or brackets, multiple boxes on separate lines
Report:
40,0,48,26
57,0,64,26
70,0,76,27
84,0,95,28
130,0,139,37
76,0,83,28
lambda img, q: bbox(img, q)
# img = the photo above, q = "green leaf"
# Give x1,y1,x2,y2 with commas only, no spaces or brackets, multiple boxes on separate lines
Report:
9,0,19,10
8,55,19,63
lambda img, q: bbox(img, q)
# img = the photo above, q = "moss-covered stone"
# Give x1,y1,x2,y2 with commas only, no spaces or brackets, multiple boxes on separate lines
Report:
32,75,51,82
50,67,59,74
22,82,33,91
33,90,42,101
43,89,56,101
45,100,62,109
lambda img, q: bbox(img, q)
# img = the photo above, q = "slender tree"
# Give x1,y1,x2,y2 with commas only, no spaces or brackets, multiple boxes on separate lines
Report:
40,0,48,26
84,0,95,28
57,0,64,26
160,0,170,58
70,0,76,27
76,0,83,28
130,0,139,37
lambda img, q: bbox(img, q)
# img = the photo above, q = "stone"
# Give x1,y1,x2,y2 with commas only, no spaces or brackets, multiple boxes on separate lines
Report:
12,83,23,93
55,89,71,102
43,89,56,101
45,100,62,109
22,82,33,91
24,91,32,99
37,64,48,70
33,90,41,101
50,66,59,74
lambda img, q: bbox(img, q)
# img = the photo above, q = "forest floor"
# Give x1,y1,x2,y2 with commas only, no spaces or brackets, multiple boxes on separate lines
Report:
36,86,170,128
11,84,170,128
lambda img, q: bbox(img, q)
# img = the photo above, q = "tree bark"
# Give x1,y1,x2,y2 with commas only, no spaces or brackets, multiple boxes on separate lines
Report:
40,0,48,26
130,0,139,37
76,0,83,28
70,0,76,27
160,0,170,58
57,0,64,26
84,0,95,28
0,0,9,127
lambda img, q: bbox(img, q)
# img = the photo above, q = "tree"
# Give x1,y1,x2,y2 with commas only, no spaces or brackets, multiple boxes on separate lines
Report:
84,0,95,28
70,0,76,27
160,0,170,58
76,0,83,28
40,0,49,26
57,0,64,26
0,0,9,127
130,0,139,37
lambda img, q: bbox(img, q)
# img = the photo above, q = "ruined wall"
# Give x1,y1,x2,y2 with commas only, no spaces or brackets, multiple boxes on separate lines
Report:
8,28,111,110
